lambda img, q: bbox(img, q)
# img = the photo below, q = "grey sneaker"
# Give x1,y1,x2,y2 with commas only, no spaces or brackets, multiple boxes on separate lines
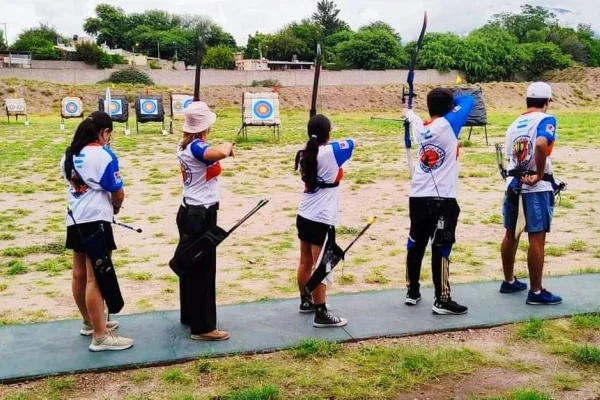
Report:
89,331,134,352
80,320,119,336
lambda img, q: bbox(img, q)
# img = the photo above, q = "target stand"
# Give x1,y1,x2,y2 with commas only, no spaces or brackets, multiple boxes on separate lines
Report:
99,95,130,135
60,97,84,130
135,95,167,135
169,94,194,134
4,98,29,125
451,86,489,146
236,92,281,141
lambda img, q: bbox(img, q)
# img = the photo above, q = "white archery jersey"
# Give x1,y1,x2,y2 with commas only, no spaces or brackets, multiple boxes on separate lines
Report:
177,139,222,206
504,111,557,193
61,144,123,226
298,140,355,226
406,96,475,198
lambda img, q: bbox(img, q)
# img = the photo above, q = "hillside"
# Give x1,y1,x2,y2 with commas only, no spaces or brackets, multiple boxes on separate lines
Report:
1,68,600,116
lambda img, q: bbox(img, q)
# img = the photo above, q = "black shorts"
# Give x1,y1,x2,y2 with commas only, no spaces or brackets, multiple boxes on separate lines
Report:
66,221,117,253
296,215,332,246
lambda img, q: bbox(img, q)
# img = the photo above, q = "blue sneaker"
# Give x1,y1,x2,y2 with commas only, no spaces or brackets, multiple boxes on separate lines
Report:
526,289,562,305
500,277,528,293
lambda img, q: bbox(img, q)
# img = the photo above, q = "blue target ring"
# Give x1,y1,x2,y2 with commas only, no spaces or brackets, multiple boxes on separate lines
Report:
65,101,79,114
109,100,122,116
253,100,274,119
141,99,158,115
183,98,193,109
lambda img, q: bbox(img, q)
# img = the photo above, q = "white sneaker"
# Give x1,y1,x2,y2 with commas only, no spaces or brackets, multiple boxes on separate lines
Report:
80,320,119,336
89,331,134,352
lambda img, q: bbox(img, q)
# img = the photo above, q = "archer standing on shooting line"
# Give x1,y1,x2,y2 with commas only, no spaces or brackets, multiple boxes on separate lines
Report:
402,88,475,315
175,101,234,341
499,82,562,305
61,111,133,351
295,115,356,327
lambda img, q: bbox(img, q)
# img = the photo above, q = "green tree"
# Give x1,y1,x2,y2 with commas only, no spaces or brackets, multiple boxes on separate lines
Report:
409,33,462,72
312,0,350,37
336,29,408,70
517,42,572,79
10,23,64,59
359,21,402,43
244,32,274,59
84,4,130,49
0,30,6,51
269,29,311,61
203,45,235,69
492,4,557,43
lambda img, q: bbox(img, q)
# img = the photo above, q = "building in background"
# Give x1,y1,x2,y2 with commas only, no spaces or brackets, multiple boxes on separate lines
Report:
234,53,314,71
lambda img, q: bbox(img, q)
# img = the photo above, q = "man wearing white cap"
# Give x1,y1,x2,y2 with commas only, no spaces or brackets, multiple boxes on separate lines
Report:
499,82,562,305
175,101,235,340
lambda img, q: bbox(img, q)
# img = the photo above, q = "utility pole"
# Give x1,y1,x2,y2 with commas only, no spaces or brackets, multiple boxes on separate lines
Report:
157,40,160,60
0,23,7,49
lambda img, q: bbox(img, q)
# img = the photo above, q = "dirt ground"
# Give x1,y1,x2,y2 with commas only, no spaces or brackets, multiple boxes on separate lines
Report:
1,67,600,116
1,68,600,323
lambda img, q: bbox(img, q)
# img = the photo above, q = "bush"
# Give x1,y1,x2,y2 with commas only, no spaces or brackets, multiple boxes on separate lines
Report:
105,69,154,86
203,45,235,69
251,79,282,87
111,54,127,64
96,52,114,69
149,61,161,69
76,42,103,65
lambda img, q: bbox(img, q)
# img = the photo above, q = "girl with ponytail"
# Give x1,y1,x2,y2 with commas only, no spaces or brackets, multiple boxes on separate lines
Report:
62,111,133,351
295,114,357,328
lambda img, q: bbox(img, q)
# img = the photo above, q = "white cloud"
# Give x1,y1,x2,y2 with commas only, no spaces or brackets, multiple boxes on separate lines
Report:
1,0,598,46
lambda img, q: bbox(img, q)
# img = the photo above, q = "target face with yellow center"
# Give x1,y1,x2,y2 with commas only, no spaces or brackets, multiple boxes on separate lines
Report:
62,98,82,117
109,99,122,116
252,99,274,120
172,96,193,115
140,99,159,115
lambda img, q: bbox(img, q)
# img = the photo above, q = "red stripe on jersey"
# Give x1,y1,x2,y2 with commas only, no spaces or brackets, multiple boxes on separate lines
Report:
334,168,344,183
206,162,222,182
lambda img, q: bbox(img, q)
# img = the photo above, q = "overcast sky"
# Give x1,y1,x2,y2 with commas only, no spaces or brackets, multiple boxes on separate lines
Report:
1,0,598,47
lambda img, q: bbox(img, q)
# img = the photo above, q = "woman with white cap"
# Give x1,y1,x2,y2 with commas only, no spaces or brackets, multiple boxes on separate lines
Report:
176,101,234,341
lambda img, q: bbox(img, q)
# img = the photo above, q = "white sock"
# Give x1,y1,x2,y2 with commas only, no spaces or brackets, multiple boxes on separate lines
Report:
533,290,541,295
507,278,515,284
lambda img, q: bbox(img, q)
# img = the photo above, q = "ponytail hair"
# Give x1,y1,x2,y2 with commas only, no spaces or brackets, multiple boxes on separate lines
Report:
295,114,331,192
64,111,113,180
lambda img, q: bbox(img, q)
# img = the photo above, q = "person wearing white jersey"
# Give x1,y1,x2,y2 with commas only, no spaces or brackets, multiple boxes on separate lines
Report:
175,101,234,341
62,111,133,351
402,88,475,315
295,114,356,327
500,82,562,305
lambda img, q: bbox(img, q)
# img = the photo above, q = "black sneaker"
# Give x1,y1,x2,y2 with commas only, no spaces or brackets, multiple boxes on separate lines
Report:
299,296,331,313
432,298,468,315
299,295,315,313
313,305,347,328
405,291,422,306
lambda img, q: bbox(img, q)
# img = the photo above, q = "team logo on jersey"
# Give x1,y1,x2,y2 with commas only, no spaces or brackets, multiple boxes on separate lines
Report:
113,171,122,184
338,140,349,149
418,144,445,172
178,157,192,186
69,170,89,199
512,135,533,167
546,124,555,134
421,129,432,140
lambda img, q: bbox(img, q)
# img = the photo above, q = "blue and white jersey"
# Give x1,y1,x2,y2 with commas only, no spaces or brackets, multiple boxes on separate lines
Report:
177,139,221,206
406,95,475,198
61,143,123,226
504,111,556,193
298,139,355,225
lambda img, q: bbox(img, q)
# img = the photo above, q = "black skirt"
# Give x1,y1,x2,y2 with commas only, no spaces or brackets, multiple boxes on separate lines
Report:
296,215,332,246
66,221,117,253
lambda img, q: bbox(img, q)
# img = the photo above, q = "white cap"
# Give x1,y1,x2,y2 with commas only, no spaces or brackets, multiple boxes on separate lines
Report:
526,82,552,99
